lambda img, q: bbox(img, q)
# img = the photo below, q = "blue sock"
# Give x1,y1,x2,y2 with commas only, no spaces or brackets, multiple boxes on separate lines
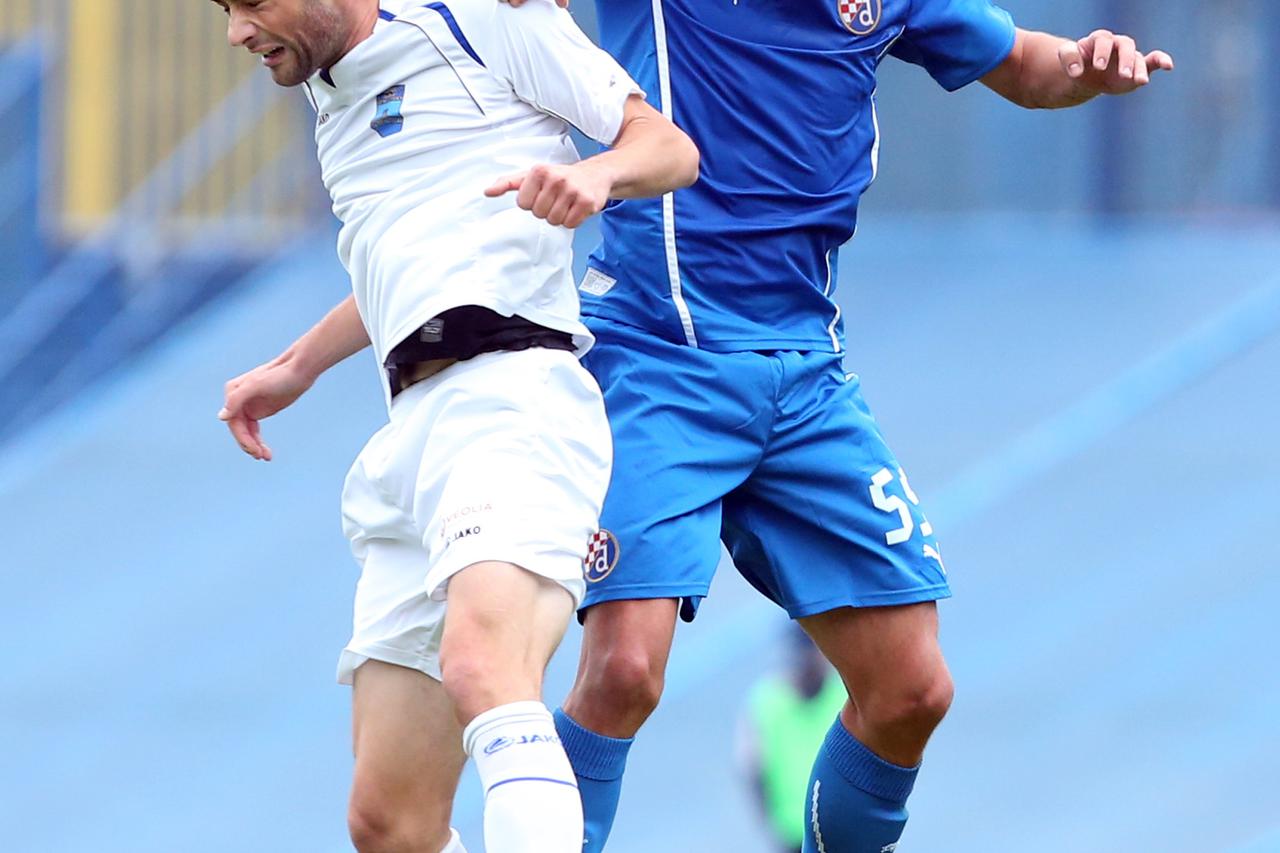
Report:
802,717,919,853
553,708,633,853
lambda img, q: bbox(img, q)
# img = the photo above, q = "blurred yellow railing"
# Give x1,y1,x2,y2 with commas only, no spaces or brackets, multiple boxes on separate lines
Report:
0,0,320,244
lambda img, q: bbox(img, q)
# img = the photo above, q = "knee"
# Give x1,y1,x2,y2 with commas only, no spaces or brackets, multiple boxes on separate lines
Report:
439,651,532,725
862,666,954,737
579,647,666,722
348,786,452,853
348,796,424,853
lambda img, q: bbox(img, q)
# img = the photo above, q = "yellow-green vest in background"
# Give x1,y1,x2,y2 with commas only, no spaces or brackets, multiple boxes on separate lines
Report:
749,673,847,848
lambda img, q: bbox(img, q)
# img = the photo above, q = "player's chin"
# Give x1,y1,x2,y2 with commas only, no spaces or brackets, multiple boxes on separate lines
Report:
268,54,310,88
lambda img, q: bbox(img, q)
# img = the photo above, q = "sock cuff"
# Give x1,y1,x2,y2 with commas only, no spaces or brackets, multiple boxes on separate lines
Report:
463,701,552,756
553,708,633,782
821,718,919,804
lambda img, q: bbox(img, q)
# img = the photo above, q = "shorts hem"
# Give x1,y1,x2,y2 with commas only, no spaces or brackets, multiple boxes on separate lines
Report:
428,548,587,607
337,642,442,685
580,581,711,610
784,584,953,620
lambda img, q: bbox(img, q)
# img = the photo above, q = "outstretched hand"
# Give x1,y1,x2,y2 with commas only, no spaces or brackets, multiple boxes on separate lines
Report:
218,356,315,461
1059,29,1174,94
485,162,611,229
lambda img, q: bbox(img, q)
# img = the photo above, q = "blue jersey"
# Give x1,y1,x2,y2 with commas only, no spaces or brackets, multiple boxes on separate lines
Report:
582,0,1016,352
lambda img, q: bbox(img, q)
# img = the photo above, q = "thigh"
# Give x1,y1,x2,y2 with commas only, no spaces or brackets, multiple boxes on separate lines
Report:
441,560,577,722
350,660,467,840
564,597,681,735
798,601,945,703
723,356,950,618
581,322,771,620
578,597,680,682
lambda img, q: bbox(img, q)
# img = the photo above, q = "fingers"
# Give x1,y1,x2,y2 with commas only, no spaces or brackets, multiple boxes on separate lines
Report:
516,165,572,224
1067,30,1174,91
1146,50,1174,72
1113,34,1137,80
484,172,526,198
530,169,560,220
220,375,271,460
247,418,273,462
562,201,597,230
545,193,575,228
1089,29,1115,73
226,413,271,461
496,164,602,228
1133,48,1149,86
1058,39,1085,78
221,379,251,423
514,164,547,213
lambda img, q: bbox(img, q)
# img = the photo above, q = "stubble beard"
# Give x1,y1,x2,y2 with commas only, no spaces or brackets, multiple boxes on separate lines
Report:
272,0,349,87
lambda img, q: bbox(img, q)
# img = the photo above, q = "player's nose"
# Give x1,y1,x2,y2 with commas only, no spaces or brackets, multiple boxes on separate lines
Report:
226,10,256,48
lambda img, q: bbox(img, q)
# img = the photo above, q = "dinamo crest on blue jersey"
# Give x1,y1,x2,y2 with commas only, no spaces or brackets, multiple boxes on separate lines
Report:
584,529,620,583
371,84,406,138
838,0,882,35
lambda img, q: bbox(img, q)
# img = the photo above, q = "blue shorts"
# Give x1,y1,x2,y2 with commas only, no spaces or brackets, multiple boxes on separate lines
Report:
581,318,951,621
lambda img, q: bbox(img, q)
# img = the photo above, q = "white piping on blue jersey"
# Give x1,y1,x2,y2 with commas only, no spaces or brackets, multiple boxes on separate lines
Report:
870,91,882,181
869,28,904,183
823,247,842,352
829,27,902,352
650,0,698,347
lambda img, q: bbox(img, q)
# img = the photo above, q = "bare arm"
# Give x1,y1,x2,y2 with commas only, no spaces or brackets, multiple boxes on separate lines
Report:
219,294,370,460
583,94,699,200
982,28,1174,110
485,94,698,228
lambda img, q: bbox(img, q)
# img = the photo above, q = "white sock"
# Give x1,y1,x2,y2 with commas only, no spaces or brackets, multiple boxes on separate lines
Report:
463,701,583,853
440,828,467,853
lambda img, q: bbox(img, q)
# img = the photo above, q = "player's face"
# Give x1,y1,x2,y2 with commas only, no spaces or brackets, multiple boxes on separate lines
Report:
212,0,349,87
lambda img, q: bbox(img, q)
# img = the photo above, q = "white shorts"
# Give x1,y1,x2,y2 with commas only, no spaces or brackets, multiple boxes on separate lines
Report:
336,348,612,684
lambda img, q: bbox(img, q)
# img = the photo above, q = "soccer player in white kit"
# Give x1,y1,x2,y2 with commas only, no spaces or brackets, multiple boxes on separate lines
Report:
208,1,698,851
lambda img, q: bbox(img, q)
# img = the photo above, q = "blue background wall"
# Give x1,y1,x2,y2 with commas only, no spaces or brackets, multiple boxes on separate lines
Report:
2,1,1278,851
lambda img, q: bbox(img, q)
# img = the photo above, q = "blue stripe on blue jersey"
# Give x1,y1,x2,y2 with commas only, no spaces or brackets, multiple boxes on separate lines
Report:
424,2,486,67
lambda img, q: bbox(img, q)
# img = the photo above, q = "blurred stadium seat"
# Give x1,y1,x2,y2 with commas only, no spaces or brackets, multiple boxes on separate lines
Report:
0,0,326,441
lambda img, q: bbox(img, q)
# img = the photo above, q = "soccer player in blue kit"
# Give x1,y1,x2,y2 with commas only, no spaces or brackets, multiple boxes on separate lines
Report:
504,1,1173,850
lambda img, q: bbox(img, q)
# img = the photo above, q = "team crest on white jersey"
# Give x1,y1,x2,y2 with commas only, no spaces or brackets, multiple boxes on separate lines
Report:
371,84,406,138
584,529,620,583
838,0,882,36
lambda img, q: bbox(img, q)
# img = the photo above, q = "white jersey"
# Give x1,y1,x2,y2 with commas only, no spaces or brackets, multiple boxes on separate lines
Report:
302,0,642,403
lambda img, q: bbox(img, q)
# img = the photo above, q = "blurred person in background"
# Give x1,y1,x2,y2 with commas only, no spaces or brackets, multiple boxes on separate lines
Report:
740,626,848,853
207,0,695,852
503,1,1174,851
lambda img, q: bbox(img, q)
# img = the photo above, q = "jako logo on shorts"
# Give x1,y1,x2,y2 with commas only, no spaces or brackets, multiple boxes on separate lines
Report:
584,529,620,583
444,526,481,548
483,734,561,755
